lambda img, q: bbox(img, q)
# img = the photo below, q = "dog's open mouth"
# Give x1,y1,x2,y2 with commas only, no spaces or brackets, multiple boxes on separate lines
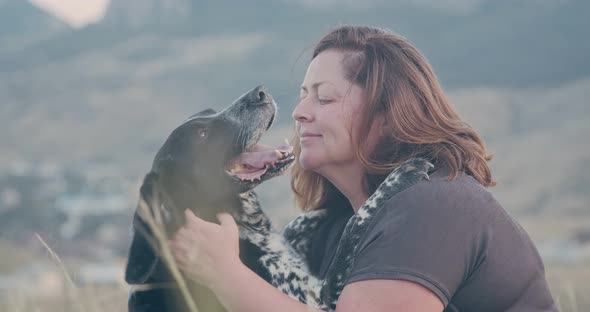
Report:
225,141,295,181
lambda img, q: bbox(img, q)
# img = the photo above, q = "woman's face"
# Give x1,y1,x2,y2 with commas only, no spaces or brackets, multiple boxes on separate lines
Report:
292,49,369,174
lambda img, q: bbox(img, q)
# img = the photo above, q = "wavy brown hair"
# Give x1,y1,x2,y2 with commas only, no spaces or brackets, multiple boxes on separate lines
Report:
291,25,495,212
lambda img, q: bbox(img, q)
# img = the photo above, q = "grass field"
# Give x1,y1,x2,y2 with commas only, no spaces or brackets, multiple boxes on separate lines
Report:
1,214,589,311
1,262,588,311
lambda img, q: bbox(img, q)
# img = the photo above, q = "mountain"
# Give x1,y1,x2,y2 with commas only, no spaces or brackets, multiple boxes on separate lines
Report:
5,0,589,86
94,0,590,88
0,0,588,218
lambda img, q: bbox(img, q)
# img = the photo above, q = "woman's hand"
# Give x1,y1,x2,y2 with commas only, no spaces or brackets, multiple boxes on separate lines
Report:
170,209,242,290
169,210,319,312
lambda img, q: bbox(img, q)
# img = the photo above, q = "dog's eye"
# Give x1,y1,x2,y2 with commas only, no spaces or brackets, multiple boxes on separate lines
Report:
198,128,208,140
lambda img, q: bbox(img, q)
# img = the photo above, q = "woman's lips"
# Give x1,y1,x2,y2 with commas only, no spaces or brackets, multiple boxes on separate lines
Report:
299,132,322,138
300,133,321,143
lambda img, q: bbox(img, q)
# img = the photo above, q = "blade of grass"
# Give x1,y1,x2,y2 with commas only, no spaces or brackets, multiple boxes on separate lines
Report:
35,233,86,312
136,197,200,312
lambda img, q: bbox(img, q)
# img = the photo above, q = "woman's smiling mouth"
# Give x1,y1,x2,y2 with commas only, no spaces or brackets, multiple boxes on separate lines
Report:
299,132,322,143
299,131,322,138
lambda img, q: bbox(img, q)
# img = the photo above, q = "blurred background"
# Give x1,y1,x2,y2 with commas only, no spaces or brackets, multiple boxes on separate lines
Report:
0,0,588,311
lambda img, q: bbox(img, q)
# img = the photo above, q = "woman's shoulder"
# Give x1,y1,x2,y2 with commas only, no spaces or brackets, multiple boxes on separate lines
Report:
400,166,496,202
421,166,492,195
379,166,505,226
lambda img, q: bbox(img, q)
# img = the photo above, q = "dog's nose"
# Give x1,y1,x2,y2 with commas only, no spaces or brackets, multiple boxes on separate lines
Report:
249,86,272,105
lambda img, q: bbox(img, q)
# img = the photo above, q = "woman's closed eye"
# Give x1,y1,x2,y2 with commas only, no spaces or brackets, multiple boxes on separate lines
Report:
318,97,334,105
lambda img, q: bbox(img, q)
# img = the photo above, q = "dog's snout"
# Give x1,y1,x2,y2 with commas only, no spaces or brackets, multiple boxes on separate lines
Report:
250,86,271,105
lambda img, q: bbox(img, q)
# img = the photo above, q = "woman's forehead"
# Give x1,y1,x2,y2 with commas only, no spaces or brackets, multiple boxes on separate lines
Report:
303,51,350,90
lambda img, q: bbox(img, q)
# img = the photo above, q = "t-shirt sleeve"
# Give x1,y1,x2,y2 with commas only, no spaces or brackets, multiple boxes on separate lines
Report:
345,178,497,306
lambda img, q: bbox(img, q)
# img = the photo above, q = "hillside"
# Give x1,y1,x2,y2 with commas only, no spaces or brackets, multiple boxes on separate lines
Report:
0,0,588,235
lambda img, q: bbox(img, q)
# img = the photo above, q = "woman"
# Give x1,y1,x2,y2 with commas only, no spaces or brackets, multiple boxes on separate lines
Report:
170,25,557,311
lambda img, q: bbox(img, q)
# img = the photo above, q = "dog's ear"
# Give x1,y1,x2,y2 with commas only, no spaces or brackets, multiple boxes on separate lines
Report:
125,213,161,284
125,172,171,284
190,108,217,119
139,172,159,204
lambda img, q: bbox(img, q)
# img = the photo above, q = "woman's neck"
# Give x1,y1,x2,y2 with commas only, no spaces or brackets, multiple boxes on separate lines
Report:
317,163,368,213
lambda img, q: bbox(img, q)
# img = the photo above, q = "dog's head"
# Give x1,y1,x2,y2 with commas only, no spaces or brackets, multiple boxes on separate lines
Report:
149,85,294,227
126,86,294,286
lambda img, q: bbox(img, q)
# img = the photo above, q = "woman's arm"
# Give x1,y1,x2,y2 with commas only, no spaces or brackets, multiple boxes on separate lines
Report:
215,263,443,312
170,210,321,312
337,280,443,312
210,259,443,312
170,210,442,312
212,259,321,312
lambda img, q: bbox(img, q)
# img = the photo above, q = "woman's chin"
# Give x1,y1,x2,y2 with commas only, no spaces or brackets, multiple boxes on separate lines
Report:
298,155,321,171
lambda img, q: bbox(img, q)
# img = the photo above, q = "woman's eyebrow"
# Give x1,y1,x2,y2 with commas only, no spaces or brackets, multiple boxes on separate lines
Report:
300,81,329,92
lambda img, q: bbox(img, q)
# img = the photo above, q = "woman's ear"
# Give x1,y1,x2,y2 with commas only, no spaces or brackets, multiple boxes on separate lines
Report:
375,114,389,136
362,114,388,154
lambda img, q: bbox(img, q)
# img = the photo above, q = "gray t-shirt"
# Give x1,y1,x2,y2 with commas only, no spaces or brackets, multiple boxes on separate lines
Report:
307,169,557,311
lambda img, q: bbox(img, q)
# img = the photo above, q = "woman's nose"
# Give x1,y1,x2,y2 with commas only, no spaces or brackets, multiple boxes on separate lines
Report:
292,99,312,122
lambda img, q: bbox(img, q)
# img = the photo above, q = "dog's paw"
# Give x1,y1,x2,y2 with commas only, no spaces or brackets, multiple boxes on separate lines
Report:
398,158,434,175
283,209,328,240
282,209,329,257
386,158,433,184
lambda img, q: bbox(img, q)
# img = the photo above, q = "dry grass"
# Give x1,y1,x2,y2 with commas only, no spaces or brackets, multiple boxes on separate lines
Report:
546,262,590,312
1,214,588,311
0,241,35,274
1,263,588,311
0,197,202,312
0,235,128,312
0,285,128,312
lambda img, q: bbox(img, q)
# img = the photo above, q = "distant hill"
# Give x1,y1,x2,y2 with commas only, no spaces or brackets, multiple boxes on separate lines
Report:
5,0,588,86
1,0,588,218
450,78,590,217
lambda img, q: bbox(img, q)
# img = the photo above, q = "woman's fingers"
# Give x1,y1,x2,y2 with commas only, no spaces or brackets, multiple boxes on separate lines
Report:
184,209,203,226
170,238,196,269
184,209,219,232
217,213,237,233
175,226,190,238
167,209,243,286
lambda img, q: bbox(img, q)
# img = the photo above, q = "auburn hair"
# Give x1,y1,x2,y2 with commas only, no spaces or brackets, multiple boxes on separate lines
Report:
291,25,495,212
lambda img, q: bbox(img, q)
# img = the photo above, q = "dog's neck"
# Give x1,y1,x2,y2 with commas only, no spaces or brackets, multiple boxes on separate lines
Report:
160,185,244,232
234,191,274,241
160,184,274,242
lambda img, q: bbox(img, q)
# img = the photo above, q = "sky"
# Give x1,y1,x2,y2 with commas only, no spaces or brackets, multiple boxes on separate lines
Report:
28,0,488,28
26,0,496,28
24,0,570,29
29,0,110,28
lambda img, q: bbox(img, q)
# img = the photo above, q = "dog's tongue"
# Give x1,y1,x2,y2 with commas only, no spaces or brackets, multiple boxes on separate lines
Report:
226,143,293,180
237,143,292,169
